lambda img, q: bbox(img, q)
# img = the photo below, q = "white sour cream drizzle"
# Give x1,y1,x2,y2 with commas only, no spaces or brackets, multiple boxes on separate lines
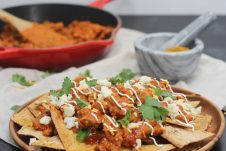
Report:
105,115,119,128
144,121,154,136
178,110,195,131
71,88,80,99
75,87,90,95
110,96,127,113
72,81,77,87
97,101,105,113
173,92,188,102
91,87,101,93
91,113,98,122
149,137,163,147
103,123,116,134
113,87,135,103
125,82,142,106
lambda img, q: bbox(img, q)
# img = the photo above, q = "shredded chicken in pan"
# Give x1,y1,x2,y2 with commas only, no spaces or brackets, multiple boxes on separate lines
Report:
0,21,113,48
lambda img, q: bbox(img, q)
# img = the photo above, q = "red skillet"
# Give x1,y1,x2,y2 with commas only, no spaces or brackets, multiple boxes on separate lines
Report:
0,0,121,71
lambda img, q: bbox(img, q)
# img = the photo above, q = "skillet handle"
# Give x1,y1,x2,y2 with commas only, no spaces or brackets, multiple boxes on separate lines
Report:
89,0,113,8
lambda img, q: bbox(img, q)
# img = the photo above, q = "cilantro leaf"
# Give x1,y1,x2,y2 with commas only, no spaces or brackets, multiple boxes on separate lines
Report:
138,96,168,122
12,74,34,87
76,128,91,141
154,88,174,98
85,79,97,87
118,110,131,127
79,69,92,77
49,90,60,98
76,98,90,108
109,69,135,85
60,77,74,96
49,77,74,98
41,71,51,79
10,105,20,112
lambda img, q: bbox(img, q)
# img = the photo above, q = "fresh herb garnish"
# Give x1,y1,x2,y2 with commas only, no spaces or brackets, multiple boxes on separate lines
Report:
154,88,174,98
109,69,135,85
138,96,168,122
118,110,131,127
10,105,20,112
61,77,74,95
41,71,51,79
76,128,91,141
79,69,92,78
49,90,60,98
76,98,90,108
12,74,34,87
49,77,74,98
85,79,97,87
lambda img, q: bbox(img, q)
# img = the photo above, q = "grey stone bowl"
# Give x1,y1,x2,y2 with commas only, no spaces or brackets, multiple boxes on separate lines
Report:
134,32,204,81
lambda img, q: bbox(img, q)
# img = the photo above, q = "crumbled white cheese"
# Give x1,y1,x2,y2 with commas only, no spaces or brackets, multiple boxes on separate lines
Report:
97,79,111,86
167,103,180,119
39,115,51,125
139,76,151,84
29,138,37,145
135,139,142,150
124,81,131,89
64,117,78,129
128,122,142,129
100,86,112,98
51,94,72,107
133,82,145,90
64,104,75,117
79,80,89,89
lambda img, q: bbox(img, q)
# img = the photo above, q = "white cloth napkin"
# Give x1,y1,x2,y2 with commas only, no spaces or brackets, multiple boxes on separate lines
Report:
0,28,226,147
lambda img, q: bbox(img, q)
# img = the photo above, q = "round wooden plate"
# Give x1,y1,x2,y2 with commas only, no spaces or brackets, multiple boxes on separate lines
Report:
9,86,225,151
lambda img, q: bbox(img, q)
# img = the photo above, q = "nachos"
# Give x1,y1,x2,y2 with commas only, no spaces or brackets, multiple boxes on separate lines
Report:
10,70,214,151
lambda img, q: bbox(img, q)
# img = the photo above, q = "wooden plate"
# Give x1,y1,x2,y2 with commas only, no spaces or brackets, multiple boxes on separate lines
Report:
9,86,225,151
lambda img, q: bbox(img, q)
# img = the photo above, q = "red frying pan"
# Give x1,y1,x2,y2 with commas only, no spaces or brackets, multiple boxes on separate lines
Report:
0,0,121,71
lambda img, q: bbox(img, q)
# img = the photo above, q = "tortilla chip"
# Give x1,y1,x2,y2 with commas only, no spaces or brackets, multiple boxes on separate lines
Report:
190,101,200,108
50,105,95,151
30,136,64,150
121,144,175,151
11,107,34,126
161,125,214,148
28,94,50,117
192,114,212,131
18,126,47,140
18,126,64,150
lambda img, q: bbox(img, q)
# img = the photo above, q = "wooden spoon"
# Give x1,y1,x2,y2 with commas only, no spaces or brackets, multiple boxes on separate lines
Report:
0,10,74,48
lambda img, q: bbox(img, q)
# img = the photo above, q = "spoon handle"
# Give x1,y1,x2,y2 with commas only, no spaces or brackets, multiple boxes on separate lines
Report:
159,12,217,50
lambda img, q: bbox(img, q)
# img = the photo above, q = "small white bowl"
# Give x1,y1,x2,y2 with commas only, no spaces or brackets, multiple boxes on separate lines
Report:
134,32,204,81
